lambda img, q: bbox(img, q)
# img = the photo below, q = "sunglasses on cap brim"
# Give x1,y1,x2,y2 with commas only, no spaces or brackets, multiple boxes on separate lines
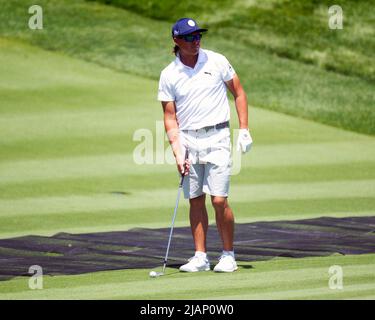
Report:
177,33,203,42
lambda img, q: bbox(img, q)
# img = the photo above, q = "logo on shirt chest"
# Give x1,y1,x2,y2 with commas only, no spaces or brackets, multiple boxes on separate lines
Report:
175,69,219,98
200,69,220,86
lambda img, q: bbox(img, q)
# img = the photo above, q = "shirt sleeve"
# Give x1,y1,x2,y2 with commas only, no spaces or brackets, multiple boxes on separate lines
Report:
157,71,175,101
218,55,236,82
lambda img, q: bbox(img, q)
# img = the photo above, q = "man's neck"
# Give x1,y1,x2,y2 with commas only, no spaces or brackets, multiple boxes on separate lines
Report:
179,52,199,68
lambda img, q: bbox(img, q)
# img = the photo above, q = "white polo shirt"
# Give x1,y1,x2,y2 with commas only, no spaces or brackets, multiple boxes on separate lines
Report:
157,48,235,130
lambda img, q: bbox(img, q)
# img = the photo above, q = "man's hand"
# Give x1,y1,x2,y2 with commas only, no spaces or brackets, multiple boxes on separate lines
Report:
237,128,253,153
176,152,190,176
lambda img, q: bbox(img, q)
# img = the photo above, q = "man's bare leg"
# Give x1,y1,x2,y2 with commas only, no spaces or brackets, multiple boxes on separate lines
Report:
189,194,208,252
211,196,234,251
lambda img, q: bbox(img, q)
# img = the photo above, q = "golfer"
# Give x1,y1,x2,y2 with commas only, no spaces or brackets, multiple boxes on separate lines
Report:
158,18,252,272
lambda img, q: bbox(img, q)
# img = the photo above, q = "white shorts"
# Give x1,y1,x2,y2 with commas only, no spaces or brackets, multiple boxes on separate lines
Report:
180,127,231,199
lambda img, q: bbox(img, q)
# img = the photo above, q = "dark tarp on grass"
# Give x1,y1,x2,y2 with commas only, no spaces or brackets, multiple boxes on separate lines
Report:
0,216,374,280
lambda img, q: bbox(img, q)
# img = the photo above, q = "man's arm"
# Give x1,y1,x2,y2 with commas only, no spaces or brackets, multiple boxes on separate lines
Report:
225,74,253,153
225,74,248,129
161,101,189,175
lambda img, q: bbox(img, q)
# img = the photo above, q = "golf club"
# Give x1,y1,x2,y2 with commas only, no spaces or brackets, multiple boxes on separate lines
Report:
149,148,189,278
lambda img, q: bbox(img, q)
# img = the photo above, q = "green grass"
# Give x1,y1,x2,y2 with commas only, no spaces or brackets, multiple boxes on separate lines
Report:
0,254,374,299
1,37,374,237
0,2,374,299
0,0,374,134
0,36,374,299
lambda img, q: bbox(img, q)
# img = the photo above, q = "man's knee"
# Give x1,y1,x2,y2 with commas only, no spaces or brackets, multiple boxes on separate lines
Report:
211,196,228,210
189,194,206,210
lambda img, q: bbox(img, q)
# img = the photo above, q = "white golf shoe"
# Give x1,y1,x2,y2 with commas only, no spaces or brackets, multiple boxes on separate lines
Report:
179,255,210,272
213,254,238,272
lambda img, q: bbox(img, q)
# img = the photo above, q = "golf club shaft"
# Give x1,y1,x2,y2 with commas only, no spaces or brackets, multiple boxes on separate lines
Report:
162,180,183,273
162,149,189,273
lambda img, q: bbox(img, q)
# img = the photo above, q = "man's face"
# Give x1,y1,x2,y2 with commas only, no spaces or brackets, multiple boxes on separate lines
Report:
173,31,202,56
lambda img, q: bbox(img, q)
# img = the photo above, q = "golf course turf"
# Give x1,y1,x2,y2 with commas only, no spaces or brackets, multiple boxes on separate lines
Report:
0,1,374,300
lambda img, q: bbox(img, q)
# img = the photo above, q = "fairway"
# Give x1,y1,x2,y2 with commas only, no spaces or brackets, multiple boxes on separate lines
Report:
1,22,375,298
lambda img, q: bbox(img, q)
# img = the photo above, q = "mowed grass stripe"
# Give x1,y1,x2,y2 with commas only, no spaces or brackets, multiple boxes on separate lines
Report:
0,38,157,115
3,104,367,164
243,141,375,168
0,154,174,184
211,284,375,300
0,260,373,299
1,162,375,199
1,180,374,217
2,254,372,290
0,108,159,143
0,134,137,162
1,141,375,184
0,102,366,144
1,198,374,238
1,99,367,160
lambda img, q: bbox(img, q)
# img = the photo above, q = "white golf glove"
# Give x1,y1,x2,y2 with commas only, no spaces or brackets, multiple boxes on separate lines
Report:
236,129,253,153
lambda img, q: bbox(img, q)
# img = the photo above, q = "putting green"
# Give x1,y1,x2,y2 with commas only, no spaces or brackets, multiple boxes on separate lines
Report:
0,38,374,299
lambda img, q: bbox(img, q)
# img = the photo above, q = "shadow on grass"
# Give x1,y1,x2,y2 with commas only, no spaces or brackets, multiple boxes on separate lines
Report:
238,265,254,270
110,191,131,196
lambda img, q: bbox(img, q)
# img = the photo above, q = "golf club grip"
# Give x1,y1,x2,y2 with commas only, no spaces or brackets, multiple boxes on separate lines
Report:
179,148,189,187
